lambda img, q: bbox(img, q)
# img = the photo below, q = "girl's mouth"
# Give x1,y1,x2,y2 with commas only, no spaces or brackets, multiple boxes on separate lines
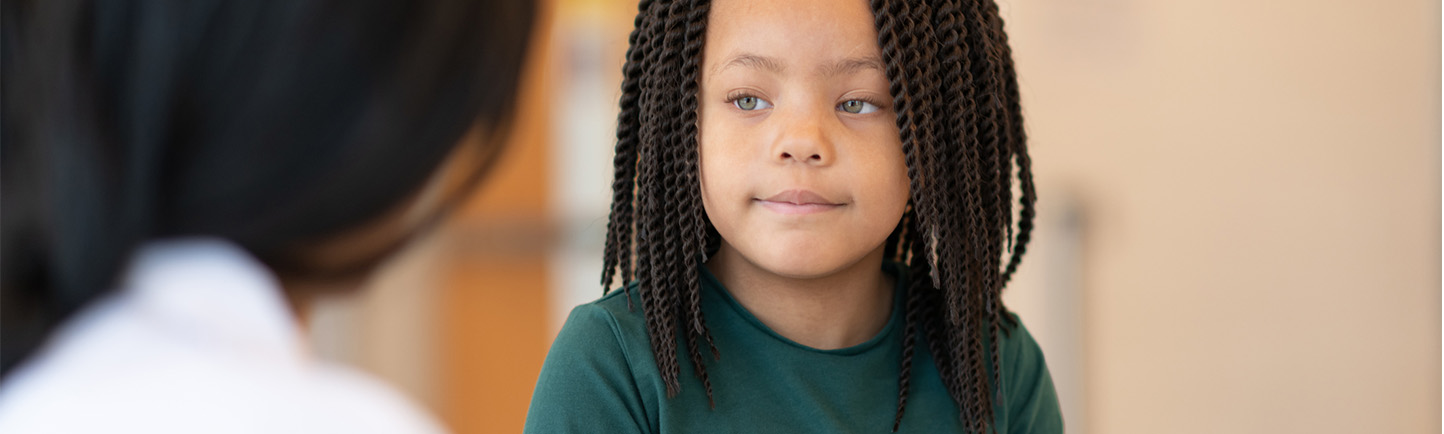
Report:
756,189,843,215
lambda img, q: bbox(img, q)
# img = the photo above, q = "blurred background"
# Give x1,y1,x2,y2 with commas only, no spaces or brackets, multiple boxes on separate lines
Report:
304,0,1441,432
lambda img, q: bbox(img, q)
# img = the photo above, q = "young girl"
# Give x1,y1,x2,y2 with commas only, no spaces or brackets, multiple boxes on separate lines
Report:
526,0,1061,432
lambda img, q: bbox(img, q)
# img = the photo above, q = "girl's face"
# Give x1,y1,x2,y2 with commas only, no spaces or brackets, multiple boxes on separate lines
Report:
699,0,910,279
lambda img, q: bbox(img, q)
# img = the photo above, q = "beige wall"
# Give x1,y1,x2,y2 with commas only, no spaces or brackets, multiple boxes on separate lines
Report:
999,0,1440,433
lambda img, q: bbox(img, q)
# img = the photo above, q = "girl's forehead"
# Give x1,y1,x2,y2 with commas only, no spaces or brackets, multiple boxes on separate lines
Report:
703,0,881,73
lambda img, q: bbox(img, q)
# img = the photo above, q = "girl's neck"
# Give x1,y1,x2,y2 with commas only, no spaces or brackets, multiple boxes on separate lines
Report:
706,244,895,350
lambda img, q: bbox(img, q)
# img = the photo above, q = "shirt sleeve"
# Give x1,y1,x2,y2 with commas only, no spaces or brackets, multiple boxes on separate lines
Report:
524,303,651,434
1004,316,1065,434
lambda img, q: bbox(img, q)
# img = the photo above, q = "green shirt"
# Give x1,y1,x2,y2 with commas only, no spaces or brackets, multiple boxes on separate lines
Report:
524,263,1064,433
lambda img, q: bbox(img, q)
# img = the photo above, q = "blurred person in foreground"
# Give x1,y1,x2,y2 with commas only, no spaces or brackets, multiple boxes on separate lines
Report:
0,1,533,432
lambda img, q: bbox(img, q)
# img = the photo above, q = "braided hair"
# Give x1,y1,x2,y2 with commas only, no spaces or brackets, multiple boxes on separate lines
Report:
599,0,1035,431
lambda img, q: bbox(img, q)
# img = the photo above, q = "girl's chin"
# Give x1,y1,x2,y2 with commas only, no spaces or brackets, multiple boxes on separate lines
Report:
745,248,869,280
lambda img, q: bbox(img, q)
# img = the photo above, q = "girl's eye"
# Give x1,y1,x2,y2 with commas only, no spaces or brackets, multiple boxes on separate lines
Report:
838,99,879,114
733,96,772,111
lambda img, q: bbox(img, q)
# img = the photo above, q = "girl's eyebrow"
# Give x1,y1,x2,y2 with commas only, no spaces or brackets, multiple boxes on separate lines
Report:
714,53,787,75
817,56,884,78
711,52,884,78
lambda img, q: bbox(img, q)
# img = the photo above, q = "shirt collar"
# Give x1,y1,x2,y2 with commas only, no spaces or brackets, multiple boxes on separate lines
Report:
117,237,308,364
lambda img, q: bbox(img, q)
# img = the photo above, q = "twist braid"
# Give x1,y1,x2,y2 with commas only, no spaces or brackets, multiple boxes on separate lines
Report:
633,0,679,397
892,210,926,431
974,2,1016,410
601,0,657,310
676,0,718,407
681,0,721,361
649,0,689,398
992,5,1034,290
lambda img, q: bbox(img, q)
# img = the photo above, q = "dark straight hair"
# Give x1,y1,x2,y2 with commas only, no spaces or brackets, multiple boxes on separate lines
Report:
1,0,535,376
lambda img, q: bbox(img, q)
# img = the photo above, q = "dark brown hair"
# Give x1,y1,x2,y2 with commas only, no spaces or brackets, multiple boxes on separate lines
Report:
1,0,534,376
599,0,1034,431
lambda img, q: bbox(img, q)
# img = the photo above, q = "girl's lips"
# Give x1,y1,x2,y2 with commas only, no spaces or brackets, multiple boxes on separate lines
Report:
756,189,843,215
757,200,842,215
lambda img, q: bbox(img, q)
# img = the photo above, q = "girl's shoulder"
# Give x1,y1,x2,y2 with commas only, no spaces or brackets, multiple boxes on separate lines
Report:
992,312,1065,434
568,285,650,344
997,312,1047,370
543,283,658,379
527,286,659,434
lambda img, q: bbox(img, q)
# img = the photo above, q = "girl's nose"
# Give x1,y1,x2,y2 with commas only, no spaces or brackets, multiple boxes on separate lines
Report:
771,112,834,166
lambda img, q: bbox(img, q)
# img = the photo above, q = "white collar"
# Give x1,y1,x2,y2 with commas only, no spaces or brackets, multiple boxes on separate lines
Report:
112,237,309,364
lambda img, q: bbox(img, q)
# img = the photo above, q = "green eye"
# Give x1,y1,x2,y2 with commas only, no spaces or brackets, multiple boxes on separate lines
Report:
839,100,879,114
730,95,772,111
735,96,761,110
